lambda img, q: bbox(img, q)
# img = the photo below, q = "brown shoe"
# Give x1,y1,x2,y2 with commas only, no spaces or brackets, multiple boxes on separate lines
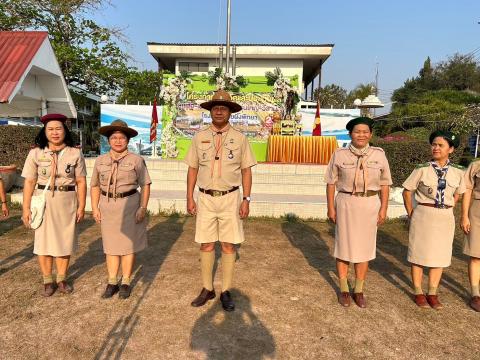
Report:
191,288,216,307
426,294,443,310
338,292,351,307
469,296,480,312
42,282,57,297
57,280,73,294
414,294,430,308
352,292,367,308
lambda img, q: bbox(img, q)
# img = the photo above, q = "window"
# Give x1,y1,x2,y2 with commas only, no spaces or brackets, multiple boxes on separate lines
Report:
178,62,209,72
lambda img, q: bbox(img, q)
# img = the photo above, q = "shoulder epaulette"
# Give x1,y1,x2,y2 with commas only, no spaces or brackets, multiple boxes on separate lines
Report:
415,163,430,169
450,163,465,170
471,158,480,163
370,146,385,152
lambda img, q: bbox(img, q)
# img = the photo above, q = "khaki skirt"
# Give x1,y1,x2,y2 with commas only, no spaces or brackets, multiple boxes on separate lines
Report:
99,191,147,255
34,190,78,257
408,205,455,268
464,199,480,258
334,192,380,263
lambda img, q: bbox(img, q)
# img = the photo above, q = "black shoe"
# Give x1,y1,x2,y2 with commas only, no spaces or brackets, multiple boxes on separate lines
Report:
118,284,131,299
102,284,119,299
220,291,235,312
191,288,216,307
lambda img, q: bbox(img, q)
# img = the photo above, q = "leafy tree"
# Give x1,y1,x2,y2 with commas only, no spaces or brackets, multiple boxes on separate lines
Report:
0,0,130,96
117,70,165,105
313,84,347,108
346,83,376,107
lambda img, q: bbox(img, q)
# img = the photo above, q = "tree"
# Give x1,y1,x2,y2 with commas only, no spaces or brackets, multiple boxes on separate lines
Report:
313,84,347,108
0,0,130,96
346,83,376,107
117,70,165,105
435,53,480,92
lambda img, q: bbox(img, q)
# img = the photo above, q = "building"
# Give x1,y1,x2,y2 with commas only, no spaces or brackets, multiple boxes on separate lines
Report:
147,43,334,100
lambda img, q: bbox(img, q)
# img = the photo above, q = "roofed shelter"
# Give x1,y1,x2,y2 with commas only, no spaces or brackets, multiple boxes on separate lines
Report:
0,31,76,119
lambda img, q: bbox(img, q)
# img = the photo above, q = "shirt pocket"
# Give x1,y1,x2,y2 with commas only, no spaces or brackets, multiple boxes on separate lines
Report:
446,177,460,199
223,144,241,163
118,163,137,183
37,162,51,180
98,164,112,186
418,180,436,199
366,160,382,185
197,143,213,163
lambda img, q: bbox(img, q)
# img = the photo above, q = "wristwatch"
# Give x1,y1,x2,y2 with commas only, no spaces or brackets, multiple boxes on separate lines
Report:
243,196,251,202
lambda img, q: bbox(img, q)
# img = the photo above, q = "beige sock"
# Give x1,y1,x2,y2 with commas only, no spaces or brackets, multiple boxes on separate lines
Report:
108,277,118,285
221,252,236,292
428,286,438,295
414,286,423,295
471,284,480,297
121,277,131,286
339,278,349,292
200,251,215,291
43,275,53,284
56,274,66,283
354,279,364,294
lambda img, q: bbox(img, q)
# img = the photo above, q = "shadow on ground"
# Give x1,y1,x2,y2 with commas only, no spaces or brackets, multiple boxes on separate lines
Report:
190,288,275,360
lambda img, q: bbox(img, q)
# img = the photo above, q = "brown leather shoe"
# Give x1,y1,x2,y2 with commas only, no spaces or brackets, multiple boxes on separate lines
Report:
102,284,119,299
469,296,480,312
220,291,235,312
191,288,215,307
338,292,351,307
118,284,132,299
42,282,57,297
352,292,367,308
57,280,73,294
426,294,443,310
414,294,430,308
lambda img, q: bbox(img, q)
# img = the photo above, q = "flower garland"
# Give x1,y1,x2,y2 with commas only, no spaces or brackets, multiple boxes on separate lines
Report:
208,68,247,92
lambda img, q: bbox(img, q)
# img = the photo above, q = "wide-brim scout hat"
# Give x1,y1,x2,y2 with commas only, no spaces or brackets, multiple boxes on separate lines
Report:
41,113,67,124
98,119,138,138
346,117,374,132
200,90,242,113
429,130,460,148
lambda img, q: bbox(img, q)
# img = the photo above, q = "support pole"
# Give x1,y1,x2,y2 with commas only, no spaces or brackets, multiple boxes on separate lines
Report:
225,0,232,74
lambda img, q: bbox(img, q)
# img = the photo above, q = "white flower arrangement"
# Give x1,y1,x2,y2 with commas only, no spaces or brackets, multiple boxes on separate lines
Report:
159,76,192,108
160,119,179,158
208,68,246,92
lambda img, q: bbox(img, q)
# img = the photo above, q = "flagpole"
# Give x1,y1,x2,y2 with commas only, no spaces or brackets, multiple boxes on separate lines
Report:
225,0,231,74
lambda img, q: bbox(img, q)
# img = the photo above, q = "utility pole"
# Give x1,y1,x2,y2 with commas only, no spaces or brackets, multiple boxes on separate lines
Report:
225,0,232,74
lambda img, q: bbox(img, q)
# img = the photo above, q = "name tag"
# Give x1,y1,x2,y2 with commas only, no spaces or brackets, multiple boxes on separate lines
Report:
201,140,211,144
367,161,379,165
342,162,354,166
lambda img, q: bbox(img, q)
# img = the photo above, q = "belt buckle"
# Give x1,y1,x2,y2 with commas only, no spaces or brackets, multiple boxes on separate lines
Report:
212,190,222,197
58,185,64,191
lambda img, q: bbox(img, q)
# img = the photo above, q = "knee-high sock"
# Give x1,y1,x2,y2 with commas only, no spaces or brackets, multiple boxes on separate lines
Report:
221,252,236,292
200,251,215,291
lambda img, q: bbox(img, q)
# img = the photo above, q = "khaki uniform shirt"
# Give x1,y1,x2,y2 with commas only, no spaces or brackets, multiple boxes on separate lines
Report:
184,125,257,191
90,153,152,193
324,147,392,191
464,160,480,199
22,147,87,185
403,163,466,206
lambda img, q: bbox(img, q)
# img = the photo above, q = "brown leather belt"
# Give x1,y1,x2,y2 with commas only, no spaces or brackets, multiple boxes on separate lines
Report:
339,190,379,197
418,202,452,209
101,189,137,199
37,184,75,192
199,186,239,197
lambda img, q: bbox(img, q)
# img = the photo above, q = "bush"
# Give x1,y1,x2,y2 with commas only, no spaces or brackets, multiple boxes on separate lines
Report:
0,126,38,169
372,139,465,187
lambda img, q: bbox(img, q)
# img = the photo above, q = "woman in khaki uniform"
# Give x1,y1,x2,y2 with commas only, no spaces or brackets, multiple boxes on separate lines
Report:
403,130,465,310
325,117,392,308
21,113,87,297
0,174,9,217
460,159,480,312
90,120,151,299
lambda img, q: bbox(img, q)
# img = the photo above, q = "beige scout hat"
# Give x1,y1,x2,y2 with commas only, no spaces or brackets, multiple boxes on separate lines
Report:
98,119,138,138
200,90,242,113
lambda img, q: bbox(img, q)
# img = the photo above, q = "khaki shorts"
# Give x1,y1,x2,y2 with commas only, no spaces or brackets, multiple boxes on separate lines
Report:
195,190,245,244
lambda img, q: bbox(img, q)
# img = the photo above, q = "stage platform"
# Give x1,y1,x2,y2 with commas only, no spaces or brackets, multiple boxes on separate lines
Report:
10,158,407,219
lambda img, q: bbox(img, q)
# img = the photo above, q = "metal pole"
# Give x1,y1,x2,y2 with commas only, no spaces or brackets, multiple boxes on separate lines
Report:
225,0,231,74
232,45,237,75
475,128,479,158
219,46,224,70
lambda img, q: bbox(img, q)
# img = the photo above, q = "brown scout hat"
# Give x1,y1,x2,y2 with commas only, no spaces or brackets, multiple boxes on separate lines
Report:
200,90,242,113
40,113,67,124
98,119,138,138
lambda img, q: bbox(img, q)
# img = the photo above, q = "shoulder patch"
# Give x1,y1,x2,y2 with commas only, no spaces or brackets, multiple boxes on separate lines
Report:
415,163,430,169
370,146,385,152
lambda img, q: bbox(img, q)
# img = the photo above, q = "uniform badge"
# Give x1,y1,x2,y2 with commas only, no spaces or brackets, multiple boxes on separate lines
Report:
228,150,234,159
229,138,234,144
65,164,72,174
428,188,433,194
41,168,47,175
202,152,206,160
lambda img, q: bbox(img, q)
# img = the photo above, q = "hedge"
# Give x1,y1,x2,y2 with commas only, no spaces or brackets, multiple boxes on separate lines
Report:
372,139,465,188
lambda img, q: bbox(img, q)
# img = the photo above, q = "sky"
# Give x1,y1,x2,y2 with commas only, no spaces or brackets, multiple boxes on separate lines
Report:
93,0,480,106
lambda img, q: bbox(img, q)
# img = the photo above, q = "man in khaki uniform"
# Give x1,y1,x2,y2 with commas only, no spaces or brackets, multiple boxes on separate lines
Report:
185,90,257,311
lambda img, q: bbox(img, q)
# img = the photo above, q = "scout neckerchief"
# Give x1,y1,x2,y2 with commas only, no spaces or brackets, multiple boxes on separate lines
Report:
107,149,129,201
47,145,66,197
210,123,230,178
349,143,370,195
430,160,450,207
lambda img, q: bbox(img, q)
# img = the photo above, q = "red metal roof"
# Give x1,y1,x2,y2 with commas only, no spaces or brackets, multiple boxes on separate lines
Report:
0,31,48,103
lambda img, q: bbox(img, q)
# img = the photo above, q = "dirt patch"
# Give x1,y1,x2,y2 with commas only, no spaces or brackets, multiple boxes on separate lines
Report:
0,211,479,359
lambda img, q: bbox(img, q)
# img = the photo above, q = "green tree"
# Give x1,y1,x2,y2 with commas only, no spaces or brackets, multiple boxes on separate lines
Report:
313,84,347,108
435,53,480,91
117,70,165,105
346,83,376,107
0,0,130,96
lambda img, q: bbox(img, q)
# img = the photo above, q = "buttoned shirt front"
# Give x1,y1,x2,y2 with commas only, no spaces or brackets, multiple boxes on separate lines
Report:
184,125,257,191
464,160,480,199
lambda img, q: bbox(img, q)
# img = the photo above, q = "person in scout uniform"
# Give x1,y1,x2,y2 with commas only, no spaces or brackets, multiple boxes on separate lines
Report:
0,174,9,218
21,113,87,296
325,117,392,308
90,120,151,299
185,90,257,312
403,130,465,310
460,158,480,312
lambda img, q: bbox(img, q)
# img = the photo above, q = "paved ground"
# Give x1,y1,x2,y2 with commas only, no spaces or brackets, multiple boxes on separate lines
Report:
0,211,479,359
